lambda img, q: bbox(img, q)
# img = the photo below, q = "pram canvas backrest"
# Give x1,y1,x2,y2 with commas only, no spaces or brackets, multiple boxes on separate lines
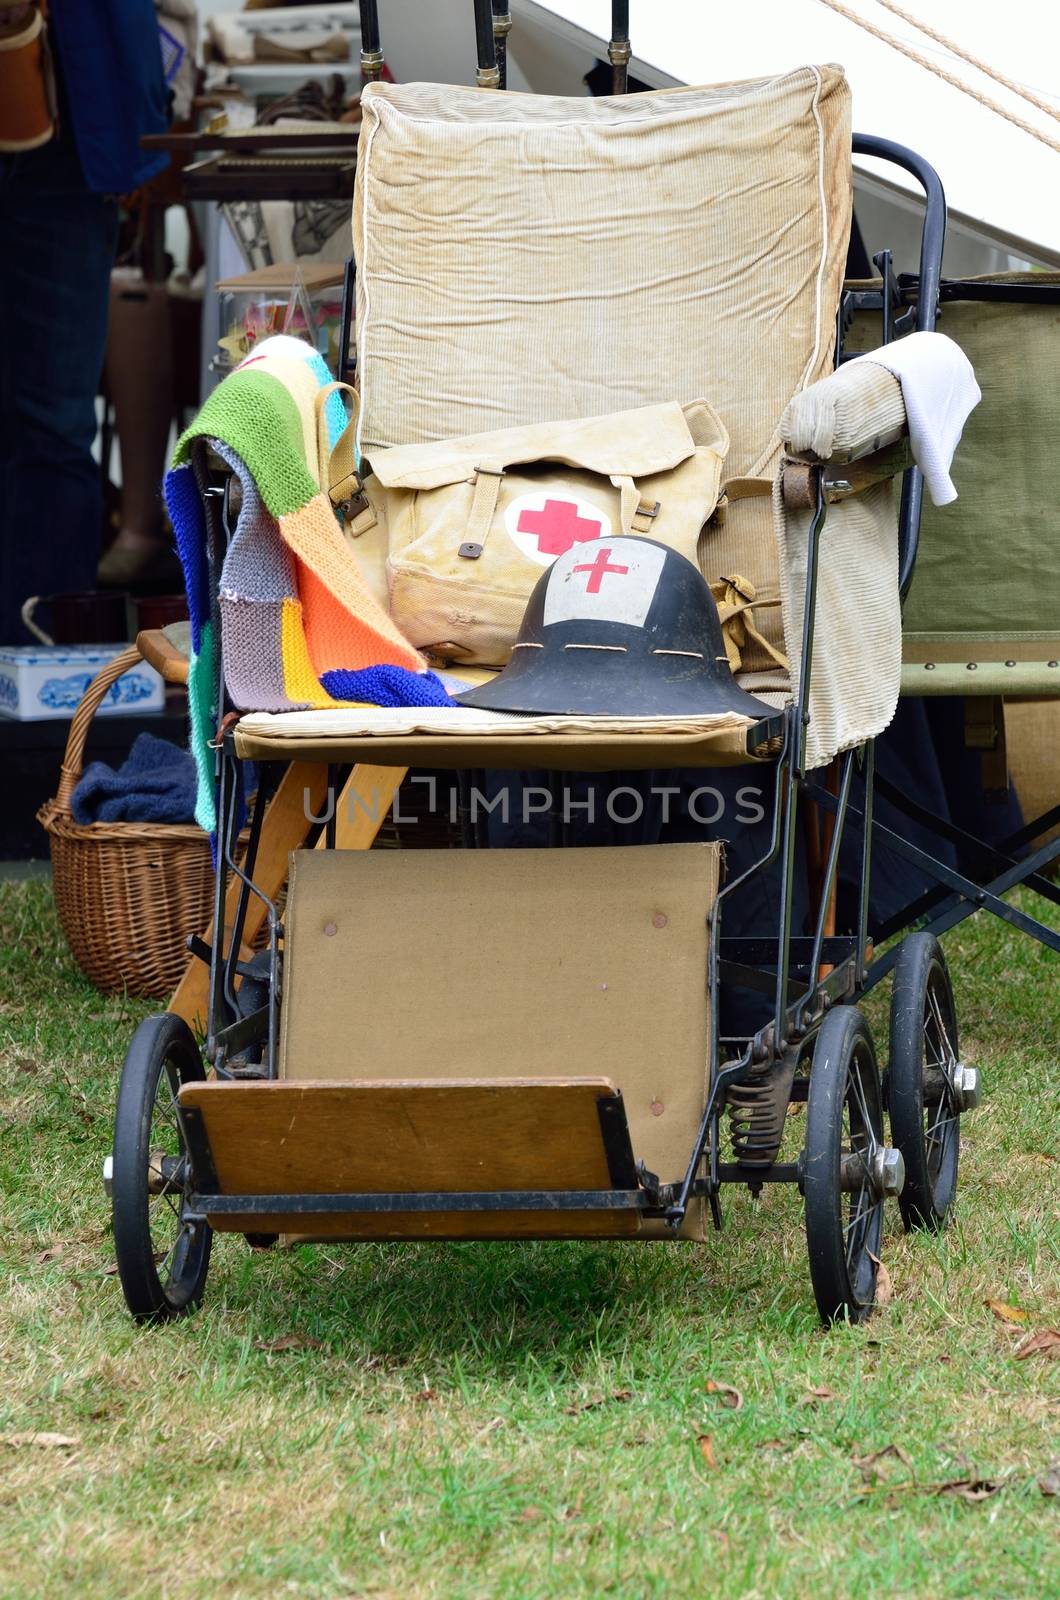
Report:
353,69,852,665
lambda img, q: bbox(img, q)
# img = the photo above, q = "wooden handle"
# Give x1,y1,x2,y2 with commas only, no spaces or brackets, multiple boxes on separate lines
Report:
136,627,189,686
54,645,144,813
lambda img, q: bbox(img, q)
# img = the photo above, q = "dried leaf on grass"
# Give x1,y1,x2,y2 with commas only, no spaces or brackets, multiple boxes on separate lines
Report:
853,1443,912,1484
35,1245,65,1264
1015,1329,1060,1361
856,1473,1006,1505
697,1433,717,1468
3,1432,79,1450
564,1388,632,1415
1038,1464,1060,1498
984,1299,1030,1325
935,1477,1002,1503
704,1380,743,1410
868,1253,892,1305
253,1333,324,1353
799,1385,835,1406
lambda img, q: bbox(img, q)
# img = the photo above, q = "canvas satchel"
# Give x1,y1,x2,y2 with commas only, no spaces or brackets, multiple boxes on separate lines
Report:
336,399,730,668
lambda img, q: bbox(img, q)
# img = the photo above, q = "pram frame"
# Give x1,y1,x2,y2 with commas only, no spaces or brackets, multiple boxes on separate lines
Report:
113,132,975,1325
197,132,940,1209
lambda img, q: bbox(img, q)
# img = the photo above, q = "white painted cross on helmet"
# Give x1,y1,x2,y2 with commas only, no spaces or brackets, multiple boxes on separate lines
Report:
542,538,667,628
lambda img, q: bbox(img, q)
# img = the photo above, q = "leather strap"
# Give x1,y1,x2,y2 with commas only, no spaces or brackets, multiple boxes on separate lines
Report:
722,476,773,500
710,476,772,529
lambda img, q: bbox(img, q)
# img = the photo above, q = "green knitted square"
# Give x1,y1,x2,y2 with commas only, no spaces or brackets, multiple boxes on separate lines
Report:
173,370,318,519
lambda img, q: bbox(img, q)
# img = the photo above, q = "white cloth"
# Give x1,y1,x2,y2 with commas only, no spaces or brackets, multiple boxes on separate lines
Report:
852,331,980,506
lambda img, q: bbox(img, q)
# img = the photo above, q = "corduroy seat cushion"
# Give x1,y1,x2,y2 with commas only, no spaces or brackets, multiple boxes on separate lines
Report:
354,69,851,466
352,69,853,670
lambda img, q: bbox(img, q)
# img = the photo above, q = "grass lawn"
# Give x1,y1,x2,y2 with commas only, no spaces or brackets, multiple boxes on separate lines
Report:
0,879,1057,1598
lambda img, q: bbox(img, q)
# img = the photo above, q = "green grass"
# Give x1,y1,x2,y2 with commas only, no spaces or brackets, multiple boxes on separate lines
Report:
0,880,1057,1599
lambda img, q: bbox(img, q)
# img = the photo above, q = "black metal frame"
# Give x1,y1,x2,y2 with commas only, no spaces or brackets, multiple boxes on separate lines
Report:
184,134,965,1233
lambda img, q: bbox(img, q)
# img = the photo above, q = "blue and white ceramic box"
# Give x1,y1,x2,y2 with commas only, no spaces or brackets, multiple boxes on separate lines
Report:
0,645,165,721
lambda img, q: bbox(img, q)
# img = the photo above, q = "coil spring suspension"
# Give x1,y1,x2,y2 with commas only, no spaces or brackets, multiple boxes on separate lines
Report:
726,1057,797,1167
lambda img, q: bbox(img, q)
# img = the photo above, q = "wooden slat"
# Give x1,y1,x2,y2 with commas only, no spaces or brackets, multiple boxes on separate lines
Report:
167,761,406,1031
211,1211,638,1240
320,764,407,851
179,1078,621,1194
168,761,327,1031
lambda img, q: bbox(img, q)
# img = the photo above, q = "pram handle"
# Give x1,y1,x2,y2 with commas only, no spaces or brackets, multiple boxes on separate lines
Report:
852,134,946,601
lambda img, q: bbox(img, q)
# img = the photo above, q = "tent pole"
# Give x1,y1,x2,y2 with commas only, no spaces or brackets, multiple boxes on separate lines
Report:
609,2,631,94
360,0,384,84
473,0,500,88
492,1,512,90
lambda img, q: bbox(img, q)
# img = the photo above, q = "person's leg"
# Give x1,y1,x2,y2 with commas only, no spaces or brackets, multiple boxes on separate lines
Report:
96,273,182,587
0,133,117,642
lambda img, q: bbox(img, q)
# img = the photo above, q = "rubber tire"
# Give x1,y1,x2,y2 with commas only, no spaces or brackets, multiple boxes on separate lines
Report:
112,1014,213,1323
886,932,960,1232
804,1005,885,1325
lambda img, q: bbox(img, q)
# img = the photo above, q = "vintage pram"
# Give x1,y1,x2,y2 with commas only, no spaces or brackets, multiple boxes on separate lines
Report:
107,54,984,1328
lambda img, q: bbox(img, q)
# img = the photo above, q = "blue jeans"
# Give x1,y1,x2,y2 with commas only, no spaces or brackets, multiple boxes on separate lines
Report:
0,130,118,643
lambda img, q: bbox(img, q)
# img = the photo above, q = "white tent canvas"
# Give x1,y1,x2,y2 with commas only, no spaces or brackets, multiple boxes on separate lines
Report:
377,0,1059,272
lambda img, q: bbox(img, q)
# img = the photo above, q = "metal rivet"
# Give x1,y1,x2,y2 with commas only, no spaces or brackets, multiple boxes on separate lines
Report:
650,1099,664,1117
966,662,978,671
924,662,935,671
1005,660,1016,668
323,921,337,937
1049,661,1059,669
652,913,668,929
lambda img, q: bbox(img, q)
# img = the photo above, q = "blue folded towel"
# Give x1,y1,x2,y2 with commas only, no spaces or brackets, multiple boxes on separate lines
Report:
71,733,198,826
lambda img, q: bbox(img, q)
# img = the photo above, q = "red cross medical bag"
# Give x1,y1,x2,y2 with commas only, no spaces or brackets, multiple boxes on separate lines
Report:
345,399,731,669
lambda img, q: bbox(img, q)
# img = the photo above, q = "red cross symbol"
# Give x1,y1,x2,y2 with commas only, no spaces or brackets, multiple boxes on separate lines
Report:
572,547,630,594
516,498,602,557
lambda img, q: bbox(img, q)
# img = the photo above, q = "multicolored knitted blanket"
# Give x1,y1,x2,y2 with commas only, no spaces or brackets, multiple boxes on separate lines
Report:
165,336,450,830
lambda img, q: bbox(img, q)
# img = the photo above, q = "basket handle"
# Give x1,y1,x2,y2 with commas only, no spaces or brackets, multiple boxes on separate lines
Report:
54,645,145,814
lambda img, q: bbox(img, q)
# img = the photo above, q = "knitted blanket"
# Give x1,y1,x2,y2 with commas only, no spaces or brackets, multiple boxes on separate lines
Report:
165,336,450,830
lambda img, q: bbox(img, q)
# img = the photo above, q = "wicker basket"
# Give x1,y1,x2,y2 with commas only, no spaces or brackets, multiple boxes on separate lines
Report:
38,645,216,999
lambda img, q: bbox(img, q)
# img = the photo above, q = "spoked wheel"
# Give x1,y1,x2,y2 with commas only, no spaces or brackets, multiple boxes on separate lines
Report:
887,932,973,1232
111,1014,213,1322
803,1005,897,1325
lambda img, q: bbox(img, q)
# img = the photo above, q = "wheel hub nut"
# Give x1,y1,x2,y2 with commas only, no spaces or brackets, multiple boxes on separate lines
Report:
871,1146,905,1198
950,1063,981,1111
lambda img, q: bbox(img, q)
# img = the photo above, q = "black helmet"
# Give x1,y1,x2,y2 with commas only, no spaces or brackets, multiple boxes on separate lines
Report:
456,536,776,719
